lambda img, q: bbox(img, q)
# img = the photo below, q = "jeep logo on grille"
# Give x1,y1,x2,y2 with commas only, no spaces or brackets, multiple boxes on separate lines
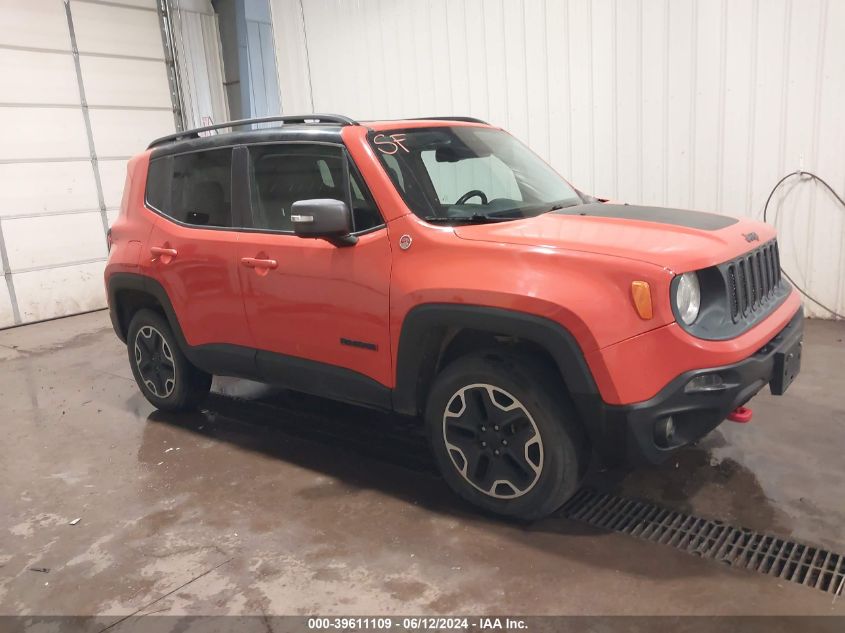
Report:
743,232,760,242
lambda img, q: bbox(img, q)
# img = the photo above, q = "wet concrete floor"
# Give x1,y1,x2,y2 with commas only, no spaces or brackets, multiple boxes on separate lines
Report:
0,311,843,616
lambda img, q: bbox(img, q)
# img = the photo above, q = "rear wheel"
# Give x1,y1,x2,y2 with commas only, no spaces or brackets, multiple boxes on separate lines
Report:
127,309,211,411
425,351,588,520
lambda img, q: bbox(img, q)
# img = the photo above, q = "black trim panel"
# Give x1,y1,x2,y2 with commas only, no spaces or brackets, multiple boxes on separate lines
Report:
340,338,378,351
107,273,391,410
555,203,738,230
393,304,600,421
599,307,804,465
256,350,390,409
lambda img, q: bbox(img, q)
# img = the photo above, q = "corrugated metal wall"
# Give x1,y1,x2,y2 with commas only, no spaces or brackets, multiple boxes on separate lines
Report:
271,0,845,318
170,0,229,129
0,0,175,327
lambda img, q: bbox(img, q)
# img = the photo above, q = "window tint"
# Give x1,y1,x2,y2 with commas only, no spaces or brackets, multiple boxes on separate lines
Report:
247,145,382,233
381,153,405,190
146,149,233,228
145,157,170,212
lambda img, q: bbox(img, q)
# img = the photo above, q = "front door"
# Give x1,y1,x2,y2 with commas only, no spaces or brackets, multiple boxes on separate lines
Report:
234,143,392,404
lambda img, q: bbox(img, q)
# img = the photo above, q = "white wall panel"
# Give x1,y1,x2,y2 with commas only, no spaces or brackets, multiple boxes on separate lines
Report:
812,0,845,313
0,284,13,329
271,0,313,114
0,0,72,51
169,1,229,128
98,0,158,8
0,163,99,217
98,160,129,210
0,107,89,161
88,109,174,157
0,0,172,328
71,1,165,59
3,212,106,272
80,57,171,108
0,49,79,105
13,260,107,323
272,0,845,318
590,0,615,200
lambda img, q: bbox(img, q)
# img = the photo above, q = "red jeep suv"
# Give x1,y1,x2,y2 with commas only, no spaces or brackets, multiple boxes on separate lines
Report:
105,114,803,519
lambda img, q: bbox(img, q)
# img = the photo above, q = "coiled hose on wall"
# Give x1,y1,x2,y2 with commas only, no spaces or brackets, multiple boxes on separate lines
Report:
762,171,845,319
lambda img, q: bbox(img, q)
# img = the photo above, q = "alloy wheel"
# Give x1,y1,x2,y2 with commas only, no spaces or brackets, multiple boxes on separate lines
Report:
134,325,176,398
442,383,544,499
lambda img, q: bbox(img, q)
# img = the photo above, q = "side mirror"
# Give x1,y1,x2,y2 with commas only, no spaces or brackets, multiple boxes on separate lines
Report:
290,199,357,247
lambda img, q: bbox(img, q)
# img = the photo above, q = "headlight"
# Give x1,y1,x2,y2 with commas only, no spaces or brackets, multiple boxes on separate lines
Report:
674,272,701,325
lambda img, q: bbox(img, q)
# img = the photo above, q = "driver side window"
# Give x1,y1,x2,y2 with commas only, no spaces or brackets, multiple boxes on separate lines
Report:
247,144,383,233
420,151,521,204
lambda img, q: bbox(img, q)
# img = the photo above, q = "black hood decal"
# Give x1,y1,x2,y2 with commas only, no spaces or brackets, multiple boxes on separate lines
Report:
555,203,738,231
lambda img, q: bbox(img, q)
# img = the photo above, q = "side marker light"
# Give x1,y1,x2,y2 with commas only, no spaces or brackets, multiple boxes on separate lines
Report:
631,281,653,320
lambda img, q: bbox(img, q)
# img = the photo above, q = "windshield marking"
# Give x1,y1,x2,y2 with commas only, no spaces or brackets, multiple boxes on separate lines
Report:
373,133,410,154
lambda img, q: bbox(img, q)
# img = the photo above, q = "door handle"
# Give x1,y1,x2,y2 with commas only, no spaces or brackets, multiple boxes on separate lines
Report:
150,245,177,263
240,257,278,269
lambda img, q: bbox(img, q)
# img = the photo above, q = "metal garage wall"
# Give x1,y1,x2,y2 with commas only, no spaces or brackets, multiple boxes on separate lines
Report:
244,0,282,119
0,0,175,327
270,0,845,319
170,0,229,128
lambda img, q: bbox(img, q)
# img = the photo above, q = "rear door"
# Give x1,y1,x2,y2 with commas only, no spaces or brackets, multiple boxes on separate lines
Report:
234,142,392,403
146,148,254,364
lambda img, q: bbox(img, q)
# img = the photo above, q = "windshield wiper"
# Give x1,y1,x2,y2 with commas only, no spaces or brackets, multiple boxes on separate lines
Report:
425,214,518,224
543,200,582,213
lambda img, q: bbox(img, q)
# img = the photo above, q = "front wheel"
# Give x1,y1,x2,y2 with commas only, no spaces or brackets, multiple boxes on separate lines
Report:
425,351,588,520
127,309,212,412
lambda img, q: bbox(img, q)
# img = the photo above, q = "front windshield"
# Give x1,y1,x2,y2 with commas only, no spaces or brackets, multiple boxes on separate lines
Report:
369,126,582,223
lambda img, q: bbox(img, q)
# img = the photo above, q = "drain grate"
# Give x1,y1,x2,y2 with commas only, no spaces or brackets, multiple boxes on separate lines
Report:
562,488,845,596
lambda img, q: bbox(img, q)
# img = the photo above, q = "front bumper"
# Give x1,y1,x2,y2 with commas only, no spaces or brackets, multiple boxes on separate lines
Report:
597,307,804,465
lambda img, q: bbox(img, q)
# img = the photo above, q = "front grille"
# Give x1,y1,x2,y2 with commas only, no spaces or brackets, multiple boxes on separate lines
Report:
725,239,782,322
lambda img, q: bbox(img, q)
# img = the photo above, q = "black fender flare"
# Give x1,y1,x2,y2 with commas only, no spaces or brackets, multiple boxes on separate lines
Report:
107,272,255,377
107,273,185,345
391,304,603,423
107,272,380,401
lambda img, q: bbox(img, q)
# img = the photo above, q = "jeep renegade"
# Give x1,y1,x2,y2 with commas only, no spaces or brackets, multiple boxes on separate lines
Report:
105,114,803,519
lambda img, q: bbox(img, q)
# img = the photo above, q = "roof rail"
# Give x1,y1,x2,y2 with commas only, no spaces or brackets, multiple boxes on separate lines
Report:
147,114,358,149
417,116,489,125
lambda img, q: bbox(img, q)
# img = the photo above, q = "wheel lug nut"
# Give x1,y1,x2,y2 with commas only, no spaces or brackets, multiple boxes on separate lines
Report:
481,441,487,447
501,440,508,446
480,426,487,432
494,449,500,456
494,425,499,431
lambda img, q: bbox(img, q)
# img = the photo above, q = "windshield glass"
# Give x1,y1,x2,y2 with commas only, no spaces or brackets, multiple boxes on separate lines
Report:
369,126,582,223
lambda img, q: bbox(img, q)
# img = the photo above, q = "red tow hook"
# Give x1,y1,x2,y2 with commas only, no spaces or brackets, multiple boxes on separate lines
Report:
727,406,753,423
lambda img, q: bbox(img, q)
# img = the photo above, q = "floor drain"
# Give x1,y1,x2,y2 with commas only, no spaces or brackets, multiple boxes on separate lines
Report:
562,488,845,596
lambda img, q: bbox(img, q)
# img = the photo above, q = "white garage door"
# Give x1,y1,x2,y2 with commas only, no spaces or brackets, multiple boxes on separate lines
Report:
0,0,176,327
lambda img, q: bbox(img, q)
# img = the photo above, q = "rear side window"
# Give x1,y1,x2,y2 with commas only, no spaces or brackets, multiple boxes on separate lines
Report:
247,144,382,233
145,157,170,212
146,148,233,228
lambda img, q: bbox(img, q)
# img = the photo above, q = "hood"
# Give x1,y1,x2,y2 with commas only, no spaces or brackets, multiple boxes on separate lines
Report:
454,203,776,272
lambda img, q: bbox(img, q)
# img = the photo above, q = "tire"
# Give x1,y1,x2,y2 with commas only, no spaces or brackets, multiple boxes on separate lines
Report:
126,309,212,412
425,350,588,520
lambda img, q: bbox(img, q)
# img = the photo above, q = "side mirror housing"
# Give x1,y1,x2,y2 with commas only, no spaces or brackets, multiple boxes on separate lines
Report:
290,199,357,247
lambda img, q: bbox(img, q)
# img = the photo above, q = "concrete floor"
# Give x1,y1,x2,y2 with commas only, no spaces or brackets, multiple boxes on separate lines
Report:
0,311,843,617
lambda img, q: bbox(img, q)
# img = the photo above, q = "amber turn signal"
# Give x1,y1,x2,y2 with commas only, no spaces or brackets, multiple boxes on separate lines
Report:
631,281,653,320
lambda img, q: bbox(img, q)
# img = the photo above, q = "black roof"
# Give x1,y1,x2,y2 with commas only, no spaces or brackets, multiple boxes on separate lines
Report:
147,114,490,158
